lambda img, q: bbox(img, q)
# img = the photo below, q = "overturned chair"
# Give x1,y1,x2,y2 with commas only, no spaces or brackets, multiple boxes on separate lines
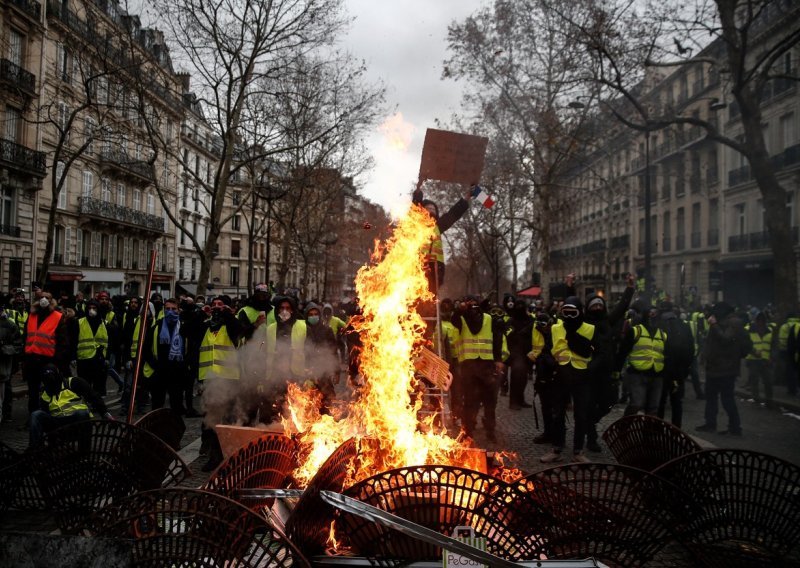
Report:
602,414,702,472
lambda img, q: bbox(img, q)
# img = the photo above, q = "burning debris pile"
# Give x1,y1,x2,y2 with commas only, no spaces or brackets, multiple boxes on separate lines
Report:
282,205,495,488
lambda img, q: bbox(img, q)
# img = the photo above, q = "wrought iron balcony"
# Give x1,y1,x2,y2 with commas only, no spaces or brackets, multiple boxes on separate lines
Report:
0,224,21,238
9,0,41,21
100,149,155,183
728,228,799,252
0,59,36,96
78,196,164,233
0,137,46,177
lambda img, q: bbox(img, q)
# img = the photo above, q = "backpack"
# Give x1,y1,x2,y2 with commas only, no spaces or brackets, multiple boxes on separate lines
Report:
663,318,694,375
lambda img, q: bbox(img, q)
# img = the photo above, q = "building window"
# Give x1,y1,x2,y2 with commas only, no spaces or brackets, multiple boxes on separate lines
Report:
232,214,240,231
84,118,96,154
662,211,671,252
231,239,240,258
56,161,68,209
58,101,69,131
82,170,93,198
101,178,111,202
735,203,746,235
53,226,64,262
109,235,116,267
232,191,240,206
133,189,141,211
230,266,239,286
191,258,196,281
146,193,154,215
4,107,21,142
117,183,126,207
116,236,124,268
676,207,685,250
179,257,185,280
8,28,24,67
56,43,69,82
1,187,14,229
781,113,796,150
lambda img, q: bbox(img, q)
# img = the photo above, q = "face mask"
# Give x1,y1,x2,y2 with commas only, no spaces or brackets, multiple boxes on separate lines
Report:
164,310,179,323
278,309,291,322
307,315,320,325
39,298,50,309
88,309,98,317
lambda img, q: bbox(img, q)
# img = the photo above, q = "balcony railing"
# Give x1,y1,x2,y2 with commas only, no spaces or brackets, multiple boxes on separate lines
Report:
610,234,630,249
0,59,36,96
9,0,41,20
728,228,799,252
708,228,719,246
0,137,46,176
100,149,155,183
0,224,21,238
691,232,702,248
78,196,164,232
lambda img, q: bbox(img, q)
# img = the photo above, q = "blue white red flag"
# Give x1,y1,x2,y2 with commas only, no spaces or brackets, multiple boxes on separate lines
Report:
472,185,495,208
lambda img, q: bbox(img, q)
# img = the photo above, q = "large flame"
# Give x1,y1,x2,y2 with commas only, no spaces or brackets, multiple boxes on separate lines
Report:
284,205,482,487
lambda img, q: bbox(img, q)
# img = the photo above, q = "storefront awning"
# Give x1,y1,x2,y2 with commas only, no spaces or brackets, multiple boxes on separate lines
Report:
48,270,84,282
517,285,542,297
176,282,197,295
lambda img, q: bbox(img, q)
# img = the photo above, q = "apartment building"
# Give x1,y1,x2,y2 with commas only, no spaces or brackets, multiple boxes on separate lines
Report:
34,0,181,297
547,12,798,308
0,0,46,291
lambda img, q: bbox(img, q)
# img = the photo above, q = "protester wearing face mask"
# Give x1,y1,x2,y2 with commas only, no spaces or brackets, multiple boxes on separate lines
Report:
303,302,338,412
265,296,307,386
71,299,110,397
198,295,242,472
140,299,188,413
23,292,69,420
540,297,599,464
505,297,534,411
435,298,462,423
237,284,275,344
451,295,509,443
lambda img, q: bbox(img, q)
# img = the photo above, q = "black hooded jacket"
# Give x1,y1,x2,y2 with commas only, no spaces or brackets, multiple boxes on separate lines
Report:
584,287,634,375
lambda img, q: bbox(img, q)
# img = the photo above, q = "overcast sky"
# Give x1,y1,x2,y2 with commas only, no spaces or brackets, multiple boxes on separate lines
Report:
341,0,484,215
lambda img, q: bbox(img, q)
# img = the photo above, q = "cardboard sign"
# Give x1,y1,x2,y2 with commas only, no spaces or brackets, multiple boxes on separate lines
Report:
418,129,488,186
443,526,486,568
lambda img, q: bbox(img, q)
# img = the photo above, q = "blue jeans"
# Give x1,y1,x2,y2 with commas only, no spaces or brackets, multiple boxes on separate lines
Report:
704,375,741,432
29,409,91,447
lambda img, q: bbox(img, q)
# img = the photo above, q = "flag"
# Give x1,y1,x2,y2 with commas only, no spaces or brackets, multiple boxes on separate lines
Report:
472,185,495,209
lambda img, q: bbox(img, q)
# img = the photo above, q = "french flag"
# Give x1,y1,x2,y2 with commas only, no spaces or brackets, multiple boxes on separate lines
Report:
472,185,495,209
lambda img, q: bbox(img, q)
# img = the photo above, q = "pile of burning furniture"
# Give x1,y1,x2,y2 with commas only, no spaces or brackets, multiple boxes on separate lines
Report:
1,413,799,567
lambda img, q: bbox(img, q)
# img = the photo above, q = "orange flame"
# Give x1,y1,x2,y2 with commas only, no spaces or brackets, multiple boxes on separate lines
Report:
284,205,505,487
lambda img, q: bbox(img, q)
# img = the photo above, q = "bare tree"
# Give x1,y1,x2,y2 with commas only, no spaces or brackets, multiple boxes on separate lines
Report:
444,0,597,298
550,0,800,315
140,0,352,295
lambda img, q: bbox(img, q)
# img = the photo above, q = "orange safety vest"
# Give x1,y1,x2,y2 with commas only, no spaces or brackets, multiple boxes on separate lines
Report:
25,310,63,357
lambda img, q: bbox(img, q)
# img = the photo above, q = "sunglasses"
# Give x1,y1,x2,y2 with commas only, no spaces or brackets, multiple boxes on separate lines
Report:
561,307,580,318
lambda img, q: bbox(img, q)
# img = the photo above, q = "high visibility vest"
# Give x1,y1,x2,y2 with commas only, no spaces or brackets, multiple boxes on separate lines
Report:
8,309,27,332
778,318,800,351
528,327,546,361
426,226,444,264
457,314,496,362
746,329,772,361
24,310,63,357
101,311,116,327
266,321,307,379
41,377,91,418
329,316,346,336
130,316,158,378
433,320,460,361
551,321,595,370
629,325,666,373
691,312,707,337
76,317,109,360
199,326,239,380
239,305,260,324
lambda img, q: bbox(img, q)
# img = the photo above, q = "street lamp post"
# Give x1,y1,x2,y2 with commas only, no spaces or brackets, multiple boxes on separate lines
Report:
643,130,652,303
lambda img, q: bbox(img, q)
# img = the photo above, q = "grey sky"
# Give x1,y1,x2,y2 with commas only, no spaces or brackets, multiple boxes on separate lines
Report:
342,0,484,214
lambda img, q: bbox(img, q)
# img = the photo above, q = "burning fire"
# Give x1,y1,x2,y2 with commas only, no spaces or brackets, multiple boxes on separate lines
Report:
283,205,487,487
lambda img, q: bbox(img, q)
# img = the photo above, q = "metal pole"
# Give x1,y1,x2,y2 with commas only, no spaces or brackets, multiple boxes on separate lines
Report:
643,131,652,303
265,198,272,286
127,248,157,423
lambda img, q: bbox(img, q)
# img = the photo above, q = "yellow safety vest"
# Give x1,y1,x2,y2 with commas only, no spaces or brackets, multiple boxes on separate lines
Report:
551,321,595,369
329,316,346,336
528,327,545,361
41,377,91,417
688,320,699,356
237,306,275,345
426,226,444,264
746,329,772,361
103,311,115,326
458,314,498,362
629,325,667,373
266,321,307,379
130,316,158,378
778,318,800,351
199,326,239,380
76,317,108,360
433,320,460,361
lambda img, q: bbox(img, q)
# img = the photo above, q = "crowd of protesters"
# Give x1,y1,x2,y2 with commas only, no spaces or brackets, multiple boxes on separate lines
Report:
1,274,798,468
